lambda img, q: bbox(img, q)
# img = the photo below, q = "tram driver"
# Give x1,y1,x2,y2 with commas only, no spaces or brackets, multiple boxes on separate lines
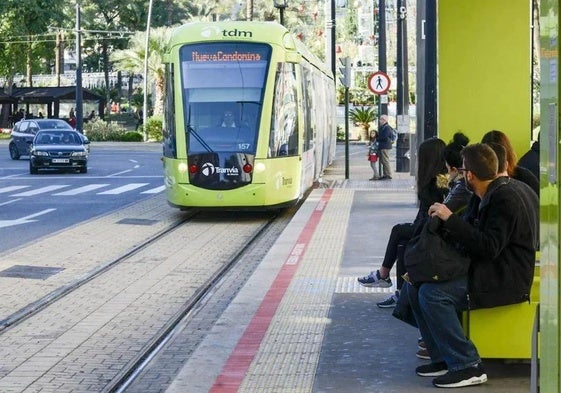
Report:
221,111,237,128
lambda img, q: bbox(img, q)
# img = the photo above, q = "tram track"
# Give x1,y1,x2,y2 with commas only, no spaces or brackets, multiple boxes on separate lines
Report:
0,200,295,392
106,209,285,393
0,211,199,334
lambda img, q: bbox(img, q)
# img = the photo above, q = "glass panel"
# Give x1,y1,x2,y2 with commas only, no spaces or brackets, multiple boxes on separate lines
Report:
269,62,298,157
179,43,271,155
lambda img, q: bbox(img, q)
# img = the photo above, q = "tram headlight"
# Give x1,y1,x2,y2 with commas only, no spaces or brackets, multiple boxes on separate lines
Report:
254,162,266,173
178,162,188,173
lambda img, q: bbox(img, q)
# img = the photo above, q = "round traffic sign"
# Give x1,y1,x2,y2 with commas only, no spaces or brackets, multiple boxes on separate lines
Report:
368,71,391,95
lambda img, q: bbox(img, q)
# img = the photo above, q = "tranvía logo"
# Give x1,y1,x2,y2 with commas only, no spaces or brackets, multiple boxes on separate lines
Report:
200,162,240,177
201,162,216,176
201,26,221,38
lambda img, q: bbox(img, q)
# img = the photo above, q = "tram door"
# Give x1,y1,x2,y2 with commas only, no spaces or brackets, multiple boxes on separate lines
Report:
539,1,560,391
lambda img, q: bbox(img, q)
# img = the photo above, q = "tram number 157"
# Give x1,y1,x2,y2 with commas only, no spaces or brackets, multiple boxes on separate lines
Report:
238,143,251,150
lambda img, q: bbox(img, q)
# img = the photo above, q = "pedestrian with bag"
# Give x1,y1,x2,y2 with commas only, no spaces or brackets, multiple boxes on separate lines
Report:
408,143,538,388
367,130,380,180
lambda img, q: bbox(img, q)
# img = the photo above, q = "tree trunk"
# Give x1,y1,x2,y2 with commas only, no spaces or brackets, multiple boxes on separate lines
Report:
360,125,370,142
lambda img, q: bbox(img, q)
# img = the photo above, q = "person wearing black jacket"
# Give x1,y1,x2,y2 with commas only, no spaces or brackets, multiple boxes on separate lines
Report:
410,143,539,388
518,132,539,180
376,114,394,180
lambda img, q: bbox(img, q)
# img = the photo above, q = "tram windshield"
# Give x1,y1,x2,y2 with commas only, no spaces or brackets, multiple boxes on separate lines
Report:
179,43,271,154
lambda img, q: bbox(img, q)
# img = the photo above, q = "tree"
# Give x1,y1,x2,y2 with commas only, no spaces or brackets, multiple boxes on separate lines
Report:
110,27,171,116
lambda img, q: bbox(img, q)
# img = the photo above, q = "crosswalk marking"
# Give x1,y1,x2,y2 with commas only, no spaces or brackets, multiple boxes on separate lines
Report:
12,185,69,197
0,186,30,194
141,185,166,194
53,184,110,196
97,183,149,195
1,183,166,197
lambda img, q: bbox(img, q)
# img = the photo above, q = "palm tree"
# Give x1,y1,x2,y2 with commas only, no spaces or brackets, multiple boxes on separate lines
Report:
349,106,376,142
110,27,171,116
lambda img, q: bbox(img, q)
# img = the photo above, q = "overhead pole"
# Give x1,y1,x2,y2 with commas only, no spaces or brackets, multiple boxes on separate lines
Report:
396,0,410,172
378,0,387,118
142,0,154,142
75,2,83,132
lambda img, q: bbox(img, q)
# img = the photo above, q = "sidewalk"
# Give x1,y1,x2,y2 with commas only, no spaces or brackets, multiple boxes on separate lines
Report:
167,142,531,392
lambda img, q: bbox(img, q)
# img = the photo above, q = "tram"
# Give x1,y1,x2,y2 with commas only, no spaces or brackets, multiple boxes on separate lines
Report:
161,21,336,209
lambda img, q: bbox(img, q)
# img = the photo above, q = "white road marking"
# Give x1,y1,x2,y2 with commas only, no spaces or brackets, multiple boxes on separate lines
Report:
97,183,149,195
53,184,110,195
11,185,69,196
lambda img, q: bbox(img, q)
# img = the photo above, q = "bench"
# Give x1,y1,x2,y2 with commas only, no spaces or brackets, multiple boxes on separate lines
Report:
463,266,540,359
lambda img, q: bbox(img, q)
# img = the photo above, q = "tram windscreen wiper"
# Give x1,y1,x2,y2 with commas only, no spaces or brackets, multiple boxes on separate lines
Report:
186,124,213,153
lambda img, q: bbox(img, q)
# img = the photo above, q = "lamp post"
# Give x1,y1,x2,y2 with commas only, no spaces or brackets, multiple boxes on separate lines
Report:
273,0,288,26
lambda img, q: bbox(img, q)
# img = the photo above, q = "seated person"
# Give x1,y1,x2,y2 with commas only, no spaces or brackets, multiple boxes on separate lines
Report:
221,111,237,128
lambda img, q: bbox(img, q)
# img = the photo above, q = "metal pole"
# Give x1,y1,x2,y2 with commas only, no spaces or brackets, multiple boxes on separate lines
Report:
279,7,284,25
331,0,336,77
142,0,153,142
378,0,387,117
344,87,349,179
75,2,83,132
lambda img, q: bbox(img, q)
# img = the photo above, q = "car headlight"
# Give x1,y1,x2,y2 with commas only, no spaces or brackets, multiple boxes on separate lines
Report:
71,151,88,157
33,151,49,156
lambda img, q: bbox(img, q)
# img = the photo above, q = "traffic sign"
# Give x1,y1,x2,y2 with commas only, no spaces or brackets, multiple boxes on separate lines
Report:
368,71,391,95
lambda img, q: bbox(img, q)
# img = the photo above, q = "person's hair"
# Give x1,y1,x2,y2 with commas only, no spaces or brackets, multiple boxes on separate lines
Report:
417,137,447,192
481,130,517,177
484,142,507,173
443,132,469,169
461,143,498,181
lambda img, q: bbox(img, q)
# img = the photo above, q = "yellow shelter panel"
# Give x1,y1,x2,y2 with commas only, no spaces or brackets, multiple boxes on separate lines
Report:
438,0,532,156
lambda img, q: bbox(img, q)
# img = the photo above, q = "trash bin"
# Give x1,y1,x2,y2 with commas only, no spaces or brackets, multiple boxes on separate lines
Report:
396,133,410,172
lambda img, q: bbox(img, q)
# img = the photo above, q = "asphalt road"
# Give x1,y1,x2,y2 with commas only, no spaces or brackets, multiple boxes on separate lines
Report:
0,140,165,253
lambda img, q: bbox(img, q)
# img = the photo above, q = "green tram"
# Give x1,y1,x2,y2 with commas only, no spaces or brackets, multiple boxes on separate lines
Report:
162,22,336,209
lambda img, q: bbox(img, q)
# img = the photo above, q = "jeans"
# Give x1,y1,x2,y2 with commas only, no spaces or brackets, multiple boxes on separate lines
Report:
408,275,481,371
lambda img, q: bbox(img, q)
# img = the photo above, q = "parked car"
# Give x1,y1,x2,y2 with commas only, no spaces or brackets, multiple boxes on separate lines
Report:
29,130,88,174
9,118,90,160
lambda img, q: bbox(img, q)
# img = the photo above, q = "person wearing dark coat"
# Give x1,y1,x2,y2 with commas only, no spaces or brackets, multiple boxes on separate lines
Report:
518,134,539,180
409,143,538,388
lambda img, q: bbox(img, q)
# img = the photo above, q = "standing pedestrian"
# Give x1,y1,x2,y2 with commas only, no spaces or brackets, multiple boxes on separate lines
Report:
376,114,394,180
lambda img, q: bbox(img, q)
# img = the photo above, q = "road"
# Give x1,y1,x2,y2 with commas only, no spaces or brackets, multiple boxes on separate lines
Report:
0,141,164,253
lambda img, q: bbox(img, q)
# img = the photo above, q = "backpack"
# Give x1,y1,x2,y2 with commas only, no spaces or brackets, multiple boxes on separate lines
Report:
390,127,398,143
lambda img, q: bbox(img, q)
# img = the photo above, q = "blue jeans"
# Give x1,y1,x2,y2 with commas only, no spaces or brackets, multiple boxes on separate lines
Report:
408,275,481,371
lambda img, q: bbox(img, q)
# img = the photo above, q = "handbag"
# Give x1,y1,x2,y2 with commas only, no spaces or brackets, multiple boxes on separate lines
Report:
404,216,471,285
368,153,378,162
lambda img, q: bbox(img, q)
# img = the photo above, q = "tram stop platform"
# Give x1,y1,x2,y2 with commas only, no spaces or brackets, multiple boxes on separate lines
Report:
168,142,532,393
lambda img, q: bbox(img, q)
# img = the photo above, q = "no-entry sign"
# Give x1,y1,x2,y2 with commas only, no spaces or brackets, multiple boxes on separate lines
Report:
368,71,391,95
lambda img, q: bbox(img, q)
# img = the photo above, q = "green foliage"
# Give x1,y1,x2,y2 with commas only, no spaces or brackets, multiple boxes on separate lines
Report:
121,131,144,142
349,106,376,125
83,118,128,141
336,125,345,141
141,116,163,142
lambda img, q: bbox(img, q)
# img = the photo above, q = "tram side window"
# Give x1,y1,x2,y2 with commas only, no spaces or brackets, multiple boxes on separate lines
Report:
163,63,177,158
300,64,314,152
269,63,298,158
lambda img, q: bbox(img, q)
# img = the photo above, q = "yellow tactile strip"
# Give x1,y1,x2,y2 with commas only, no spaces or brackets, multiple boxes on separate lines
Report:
238,188,352,392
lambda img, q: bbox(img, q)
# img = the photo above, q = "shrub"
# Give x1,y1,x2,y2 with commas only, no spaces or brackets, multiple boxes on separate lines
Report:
121,131,143,142
83,118,128,141
141,115,163,141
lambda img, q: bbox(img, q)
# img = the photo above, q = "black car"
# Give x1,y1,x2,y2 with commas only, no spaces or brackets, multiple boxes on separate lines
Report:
9,118,90,159
29,130,88,174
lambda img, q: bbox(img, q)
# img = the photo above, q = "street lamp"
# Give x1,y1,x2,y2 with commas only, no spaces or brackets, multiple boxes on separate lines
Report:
273,0,288,26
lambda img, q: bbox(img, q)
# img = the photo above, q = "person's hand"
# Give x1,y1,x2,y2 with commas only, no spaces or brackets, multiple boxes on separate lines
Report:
428,202,452,221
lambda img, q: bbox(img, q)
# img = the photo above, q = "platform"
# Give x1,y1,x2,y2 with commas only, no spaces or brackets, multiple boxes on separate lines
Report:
167,142,532,393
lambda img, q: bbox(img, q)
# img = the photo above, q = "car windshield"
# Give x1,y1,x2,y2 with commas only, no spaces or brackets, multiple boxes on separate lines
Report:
35,131,81,145
37,120,72,130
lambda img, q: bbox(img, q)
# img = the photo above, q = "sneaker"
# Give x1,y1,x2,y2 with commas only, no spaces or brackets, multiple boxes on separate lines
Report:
376,291,399,308
416,362,448,377
432,364,487,388
416,348,430,360
357,270,392,288
418,340,426,350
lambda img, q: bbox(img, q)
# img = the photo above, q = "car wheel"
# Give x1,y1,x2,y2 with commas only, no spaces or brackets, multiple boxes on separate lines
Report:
9,142,20,160
80,166,88,174
29,161,38,174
